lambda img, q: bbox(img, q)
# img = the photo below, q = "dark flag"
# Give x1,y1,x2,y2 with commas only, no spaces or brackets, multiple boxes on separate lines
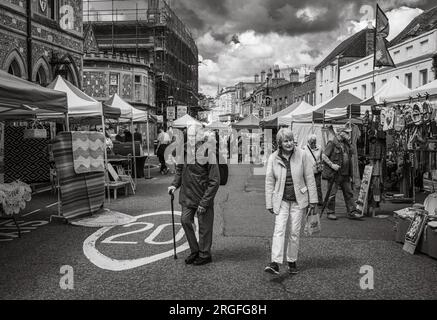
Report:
374,4,396,68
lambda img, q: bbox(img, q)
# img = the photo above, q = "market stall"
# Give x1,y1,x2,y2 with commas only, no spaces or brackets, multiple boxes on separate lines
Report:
360,80,437,258
104,93,149,181
0,70,69,233
260,100,312,129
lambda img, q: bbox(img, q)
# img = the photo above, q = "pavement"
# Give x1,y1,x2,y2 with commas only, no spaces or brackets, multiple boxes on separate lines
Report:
0,158,436,300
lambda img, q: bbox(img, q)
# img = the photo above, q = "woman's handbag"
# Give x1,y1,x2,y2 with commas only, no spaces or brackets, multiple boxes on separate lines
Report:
304,206,321,236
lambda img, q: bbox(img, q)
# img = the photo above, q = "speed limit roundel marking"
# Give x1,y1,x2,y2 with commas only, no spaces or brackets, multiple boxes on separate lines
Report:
83,211,198,271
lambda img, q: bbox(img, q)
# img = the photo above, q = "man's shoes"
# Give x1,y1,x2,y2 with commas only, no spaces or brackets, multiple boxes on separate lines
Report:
327,213,338,220
193,256,212,266
184,252,199,265
264,262,279,275
288,261,299,274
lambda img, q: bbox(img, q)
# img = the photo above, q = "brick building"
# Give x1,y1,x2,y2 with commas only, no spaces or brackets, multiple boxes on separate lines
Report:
292,72,316,106
0,0,83,86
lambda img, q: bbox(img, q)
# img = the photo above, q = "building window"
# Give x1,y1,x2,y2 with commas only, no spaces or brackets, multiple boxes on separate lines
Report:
48,0,56,20
361,84,367,99
319,93,322,102
353,87,357,94
312,92,315,105
364,62,369,67
306,93,309,102
406,46,413,58
381,79,387,86
109,73,119,95
330,66,334,81
320,69,324,82
347,69,351,72
35,66,47,86
393,50,400,56
7,59,21,77
405,73,412,89
285,97,288,105
371,82,375,95
355,66,359,70
420,69,428,86
330,90,334,97
134,75,141,101
420,39,429,53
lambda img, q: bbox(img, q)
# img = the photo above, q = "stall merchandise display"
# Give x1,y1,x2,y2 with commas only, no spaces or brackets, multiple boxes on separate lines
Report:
52,132,105,220
0,180,31,215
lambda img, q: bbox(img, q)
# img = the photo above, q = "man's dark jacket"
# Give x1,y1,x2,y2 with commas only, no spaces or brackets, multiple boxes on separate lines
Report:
171,142,220,209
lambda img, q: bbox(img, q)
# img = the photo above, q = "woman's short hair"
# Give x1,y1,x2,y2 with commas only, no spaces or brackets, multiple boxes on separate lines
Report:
276,127,294,148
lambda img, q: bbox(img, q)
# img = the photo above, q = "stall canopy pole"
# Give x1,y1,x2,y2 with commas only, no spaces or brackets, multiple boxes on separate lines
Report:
131,117,137,186
64,112,70,131
145,110,151,179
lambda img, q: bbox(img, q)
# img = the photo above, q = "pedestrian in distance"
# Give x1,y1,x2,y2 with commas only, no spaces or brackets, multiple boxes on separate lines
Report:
303,134,324,206
321,124,361,220
264,128,318,275
168,125,220,266
157,127,171,174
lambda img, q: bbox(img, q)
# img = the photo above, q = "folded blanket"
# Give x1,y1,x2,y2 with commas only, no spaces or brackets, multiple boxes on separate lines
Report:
72,132,105,174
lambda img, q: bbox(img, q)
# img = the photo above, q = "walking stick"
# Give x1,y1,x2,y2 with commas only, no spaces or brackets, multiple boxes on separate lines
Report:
170,192,178,259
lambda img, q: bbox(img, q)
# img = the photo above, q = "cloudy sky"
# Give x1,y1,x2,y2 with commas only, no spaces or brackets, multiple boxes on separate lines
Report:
85,0,436,97
164,0,436,97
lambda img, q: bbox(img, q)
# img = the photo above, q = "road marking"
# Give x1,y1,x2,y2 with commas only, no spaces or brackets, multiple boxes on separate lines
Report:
22,209,41,217
83,211,198,271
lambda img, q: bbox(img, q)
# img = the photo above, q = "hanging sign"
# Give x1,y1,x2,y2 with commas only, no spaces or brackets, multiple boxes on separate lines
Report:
355,164,373,215
177,106,187,118
166,106,175,121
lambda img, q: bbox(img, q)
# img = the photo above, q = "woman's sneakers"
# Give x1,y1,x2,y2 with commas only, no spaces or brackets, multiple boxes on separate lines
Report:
264,262,279,275
288,261,299,274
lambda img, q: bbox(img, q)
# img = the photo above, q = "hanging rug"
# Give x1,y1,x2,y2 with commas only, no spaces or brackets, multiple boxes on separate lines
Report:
69,208,136,227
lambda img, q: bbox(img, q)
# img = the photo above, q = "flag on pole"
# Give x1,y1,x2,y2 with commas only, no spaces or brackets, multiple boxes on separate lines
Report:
374,4,396,68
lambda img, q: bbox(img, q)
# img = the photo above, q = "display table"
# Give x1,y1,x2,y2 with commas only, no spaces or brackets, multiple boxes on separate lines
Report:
394,215,437,259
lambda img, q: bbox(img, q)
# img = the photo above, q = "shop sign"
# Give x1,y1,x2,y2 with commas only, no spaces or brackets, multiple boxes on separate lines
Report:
167,106,175,120
177,106,187,118
403,209,428,254
83,211,196,271
355,164,373,215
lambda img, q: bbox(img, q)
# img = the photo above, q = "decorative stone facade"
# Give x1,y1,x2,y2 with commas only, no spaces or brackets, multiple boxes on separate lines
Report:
0,0,83,87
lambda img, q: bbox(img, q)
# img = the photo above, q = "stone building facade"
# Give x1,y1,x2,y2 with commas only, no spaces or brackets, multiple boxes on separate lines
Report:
0,0,83,86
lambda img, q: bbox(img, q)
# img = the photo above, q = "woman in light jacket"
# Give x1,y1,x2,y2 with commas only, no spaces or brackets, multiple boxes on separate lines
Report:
264,128,318,275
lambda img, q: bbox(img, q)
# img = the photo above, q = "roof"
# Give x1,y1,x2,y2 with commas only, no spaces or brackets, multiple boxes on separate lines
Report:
315,28,373,70
390,6,437,47
361,77,411,105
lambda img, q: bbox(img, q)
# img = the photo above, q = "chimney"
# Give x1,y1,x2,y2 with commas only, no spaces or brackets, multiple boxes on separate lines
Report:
290,69,299,82
267,68,273,81
274,65,280,78
254,74,259,83
260,70,266,83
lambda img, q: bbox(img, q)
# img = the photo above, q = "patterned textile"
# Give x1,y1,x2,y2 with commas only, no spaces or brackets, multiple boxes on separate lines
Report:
4,125,51,183
0,180,32,215
71,131,105,174
53,132,105,220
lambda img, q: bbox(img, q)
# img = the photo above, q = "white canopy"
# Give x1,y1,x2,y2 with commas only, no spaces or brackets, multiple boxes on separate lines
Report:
172,114,203,128
104,93,147,122
362,77,411,105
47,75,103,117
261,100,313,128
290,99,327,123
382,79,437,103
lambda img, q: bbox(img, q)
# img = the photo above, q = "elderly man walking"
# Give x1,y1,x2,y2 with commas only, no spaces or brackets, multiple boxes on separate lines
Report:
168,126,220,266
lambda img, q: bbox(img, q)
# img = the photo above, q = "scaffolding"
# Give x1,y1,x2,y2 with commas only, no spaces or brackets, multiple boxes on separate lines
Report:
84,0,199,115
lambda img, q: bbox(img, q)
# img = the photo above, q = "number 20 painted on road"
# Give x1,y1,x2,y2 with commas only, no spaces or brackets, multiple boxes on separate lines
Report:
83,211,196,271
